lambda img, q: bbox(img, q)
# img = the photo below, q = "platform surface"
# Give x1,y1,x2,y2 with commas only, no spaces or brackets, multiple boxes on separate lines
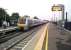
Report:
47,23,59,50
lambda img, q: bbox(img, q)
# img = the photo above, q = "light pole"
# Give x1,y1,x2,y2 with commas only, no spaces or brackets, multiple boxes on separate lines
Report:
4,9,8,21
3,9,8,28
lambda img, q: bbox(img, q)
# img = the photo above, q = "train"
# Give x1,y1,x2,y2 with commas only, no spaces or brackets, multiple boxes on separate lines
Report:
17,16,47,31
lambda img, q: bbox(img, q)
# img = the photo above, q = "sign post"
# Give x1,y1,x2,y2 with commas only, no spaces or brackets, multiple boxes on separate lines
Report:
51,4,65,26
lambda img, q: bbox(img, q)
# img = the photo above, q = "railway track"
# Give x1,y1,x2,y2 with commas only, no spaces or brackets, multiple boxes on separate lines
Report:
0,24,42,43
0,24,43,50
0,29,18,43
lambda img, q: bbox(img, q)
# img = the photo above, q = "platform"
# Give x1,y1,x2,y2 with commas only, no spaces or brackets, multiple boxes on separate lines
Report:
47,23,58,50
47,23,71,50
1,23,71,50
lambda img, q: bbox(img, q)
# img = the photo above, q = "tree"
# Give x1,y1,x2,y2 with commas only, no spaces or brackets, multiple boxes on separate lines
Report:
11,13,19,20
10,13,20,26
0,8,6,20
0,8,8,26
33,16,39,19
6,14,10,22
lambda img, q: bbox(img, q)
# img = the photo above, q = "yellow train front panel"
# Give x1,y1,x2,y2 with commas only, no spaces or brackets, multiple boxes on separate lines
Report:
17,23,25,30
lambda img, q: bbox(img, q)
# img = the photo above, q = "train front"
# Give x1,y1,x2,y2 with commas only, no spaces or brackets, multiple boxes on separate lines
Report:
17,17,26,30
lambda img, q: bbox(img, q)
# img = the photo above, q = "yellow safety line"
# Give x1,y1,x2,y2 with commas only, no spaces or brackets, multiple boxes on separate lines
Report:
45,27,48,50
34,24,47,50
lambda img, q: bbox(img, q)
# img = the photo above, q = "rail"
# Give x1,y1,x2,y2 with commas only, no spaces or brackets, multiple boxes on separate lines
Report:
0,24,48,50
23,24,48,50
0,27,17,34
0,24,42,50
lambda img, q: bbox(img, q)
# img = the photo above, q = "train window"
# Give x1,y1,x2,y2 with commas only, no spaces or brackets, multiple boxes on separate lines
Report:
18,18,26,24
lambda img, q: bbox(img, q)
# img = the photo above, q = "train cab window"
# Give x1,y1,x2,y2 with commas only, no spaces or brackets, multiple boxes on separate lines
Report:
18,18,26,24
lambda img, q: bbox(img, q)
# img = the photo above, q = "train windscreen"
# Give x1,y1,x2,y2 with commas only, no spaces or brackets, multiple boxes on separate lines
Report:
18,18,26,24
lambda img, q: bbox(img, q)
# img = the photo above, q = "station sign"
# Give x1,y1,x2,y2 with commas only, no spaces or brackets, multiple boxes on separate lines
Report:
52,6,62,11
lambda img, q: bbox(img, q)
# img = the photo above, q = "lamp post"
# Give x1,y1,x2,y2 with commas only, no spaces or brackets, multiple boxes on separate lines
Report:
3,9,8,28
4,9,8,21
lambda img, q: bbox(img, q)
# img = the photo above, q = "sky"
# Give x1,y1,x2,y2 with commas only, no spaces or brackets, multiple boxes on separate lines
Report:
0,0,71,21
